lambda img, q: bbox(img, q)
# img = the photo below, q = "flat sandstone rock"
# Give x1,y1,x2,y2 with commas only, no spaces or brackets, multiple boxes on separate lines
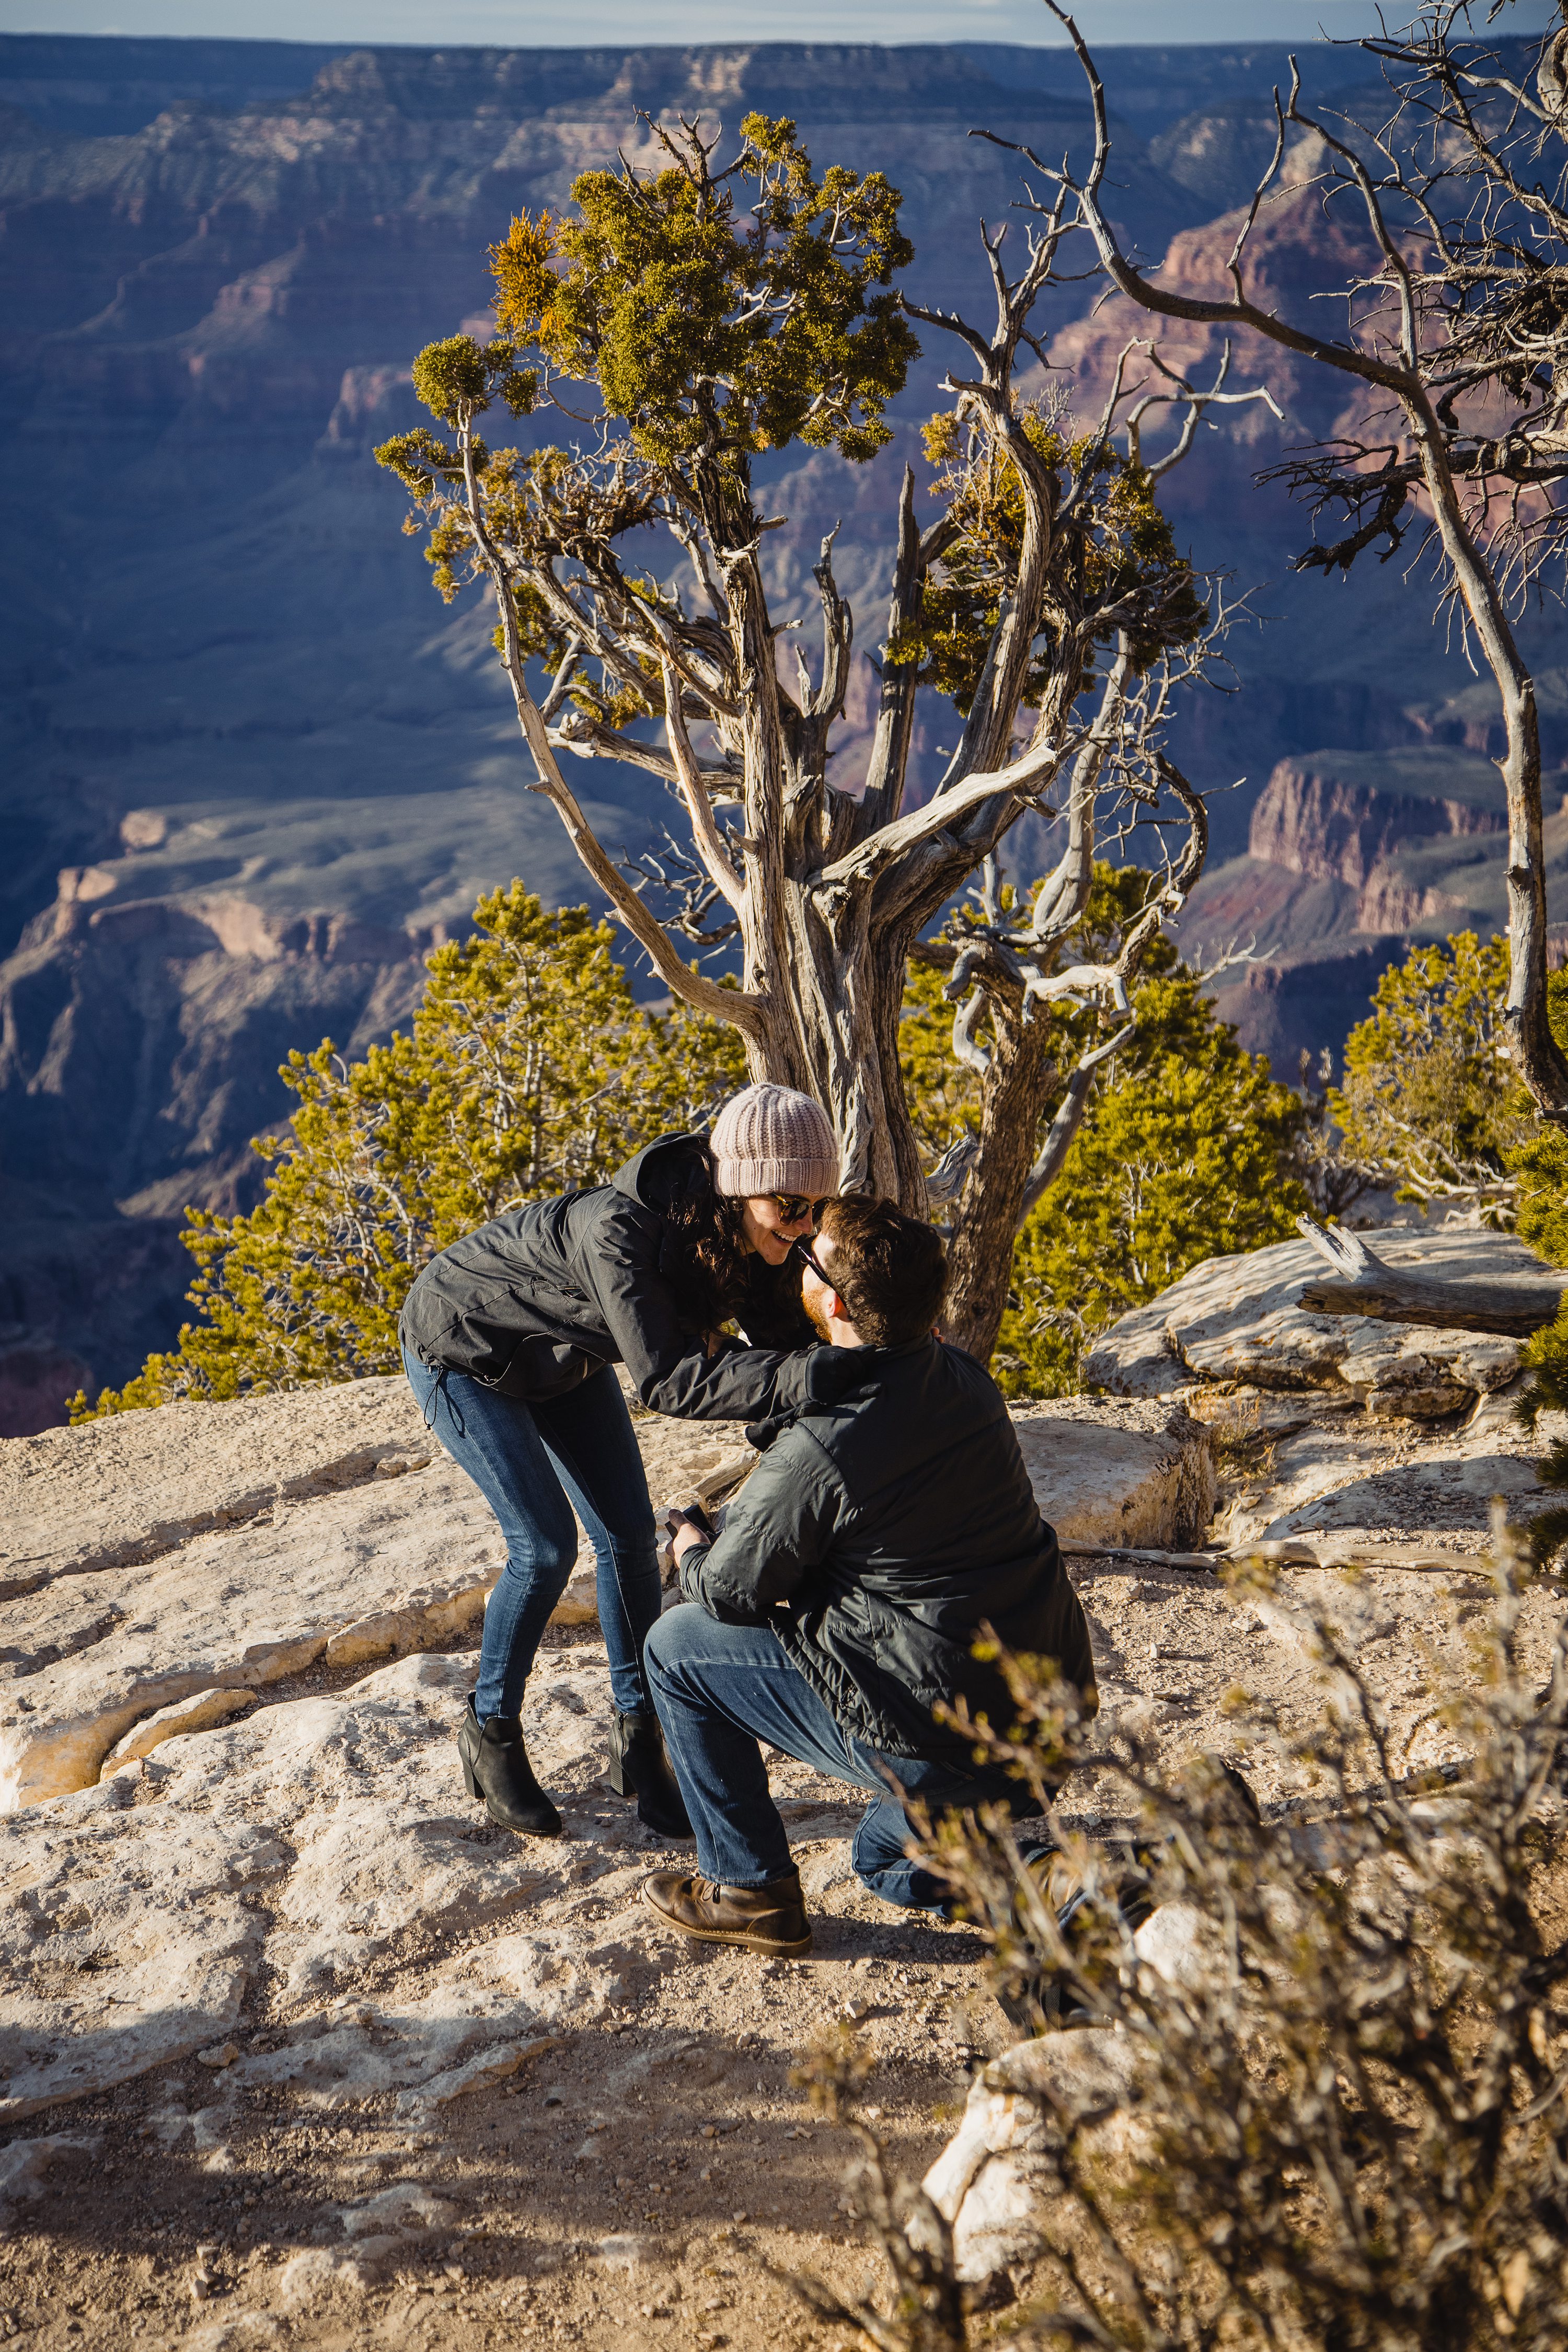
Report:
0,1379,440,1601
1012,1399,1216,1551
0,1648,663,2123
1085,1226,1547,1414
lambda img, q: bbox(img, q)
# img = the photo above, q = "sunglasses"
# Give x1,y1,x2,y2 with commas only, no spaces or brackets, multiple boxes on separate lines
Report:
790,1234,831,1283
769,1193,829,1227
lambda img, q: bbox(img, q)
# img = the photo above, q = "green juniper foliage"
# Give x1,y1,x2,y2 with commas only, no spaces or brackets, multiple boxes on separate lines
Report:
998,979,1307,1395
376,114,917,684
1331,932,1533,1216
484,122,916,468
891,402,1207,719
901,864,1307,1396
78,888,744,1415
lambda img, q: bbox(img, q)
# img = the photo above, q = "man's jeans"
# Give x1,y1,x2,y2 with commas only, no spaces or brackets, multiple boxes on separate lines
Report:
402,1346,661,1720
644,1602,1047,1909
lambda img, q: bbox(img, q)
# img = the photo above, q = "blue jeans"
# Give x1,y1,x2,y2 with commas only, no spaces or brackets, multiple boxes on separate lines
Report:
644,1603,1049,1909
402,1346,661,1719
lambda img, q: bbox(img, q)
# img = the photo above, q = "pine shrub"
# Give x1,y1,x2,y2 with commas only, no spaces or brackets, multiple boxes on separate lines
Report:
78,885,745,1412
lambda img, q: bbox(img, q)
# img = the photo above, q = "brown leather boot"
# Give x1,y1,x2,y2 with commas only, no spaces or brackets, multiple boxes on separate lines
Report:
641,1867,812,1956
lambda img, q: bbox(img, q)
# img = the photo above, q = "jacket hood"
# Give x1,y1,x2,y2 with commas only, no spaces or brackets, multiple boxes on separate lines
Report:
611,1130,709,1213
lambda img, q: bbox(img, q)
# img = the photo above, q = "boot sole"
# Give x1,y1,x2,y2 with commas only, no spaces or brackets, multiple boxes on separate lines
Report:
640,1881,812,1957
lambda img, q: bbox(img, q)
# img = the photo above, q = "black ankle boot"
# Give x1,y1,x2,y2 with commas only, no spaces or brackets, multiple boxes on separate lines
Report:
607,1711,694,1842
458,1698,562,1838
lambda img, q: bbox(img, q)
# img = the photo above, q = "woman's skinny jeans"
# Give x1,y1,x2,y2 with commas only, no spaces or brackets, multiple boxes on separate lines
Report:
401,1345,661,1721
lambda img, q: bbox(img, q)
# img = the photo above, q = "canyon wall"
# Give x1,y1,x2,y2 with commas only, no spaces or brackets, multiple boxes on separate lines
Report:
1174,739,1566,1073
1,31,1562,1427
0,889,432,1433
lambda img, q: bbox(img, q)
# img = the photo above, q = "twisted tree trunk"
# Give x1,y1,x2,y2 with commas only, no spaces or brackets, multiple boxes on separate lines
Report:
938,984,1063,1357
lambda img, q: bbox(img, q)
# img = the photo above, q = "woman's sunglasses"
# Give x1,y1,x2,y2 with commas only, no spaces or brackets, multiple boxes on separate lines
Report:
769,1193,829,1227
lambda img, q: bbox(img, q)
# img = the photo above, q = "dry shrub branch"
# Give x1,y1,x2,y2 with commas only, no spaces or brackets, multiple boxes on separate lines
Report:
790,2025,970,2352
798,1513,1568,2350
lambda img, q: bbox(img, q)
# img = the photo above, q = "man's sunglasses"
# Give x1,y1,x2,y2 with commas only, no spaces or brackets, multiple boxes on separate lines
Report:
790,1235,831,1283
768,1193,829,1227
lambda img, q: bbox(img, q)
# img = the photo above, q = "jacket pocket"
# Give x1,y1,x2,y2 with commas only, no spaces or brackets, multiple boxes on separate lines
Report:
494,1334,604,1400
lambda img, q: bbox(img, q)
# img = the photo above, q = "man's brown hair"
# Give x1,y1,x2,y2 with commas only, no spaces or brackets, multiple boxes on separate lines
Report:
816,1196,948,1348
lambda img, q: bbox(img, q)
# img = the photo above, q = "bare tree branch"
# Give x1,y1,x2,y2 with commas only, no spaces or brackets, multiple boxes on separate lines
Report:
820,732,1073,894
1013,0,1568,1120
659,654,747,914
455,410,769,1040
1019,1016,1136,1220
1296,1214,1561,1335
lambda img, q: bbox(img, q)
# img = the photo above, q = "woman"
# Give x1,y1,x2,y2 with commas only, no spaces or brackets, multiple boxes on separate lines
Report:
399,1082,841,1843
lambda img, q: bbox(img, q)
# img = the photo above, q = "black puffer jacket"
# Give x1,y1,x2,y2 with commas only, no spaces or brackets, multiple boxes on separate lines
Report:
678,1336,1096,1758
399,1133,839,1420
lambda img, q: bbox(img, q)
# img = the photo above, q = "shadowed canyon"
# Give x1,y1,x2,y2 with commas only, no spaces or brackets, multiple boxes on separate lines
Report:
2,30,1565,1428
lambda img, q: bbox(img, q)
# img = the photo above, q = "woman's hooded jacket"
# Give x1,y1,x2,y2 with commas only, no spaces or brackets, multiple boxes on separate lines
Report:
399,1132,843,1421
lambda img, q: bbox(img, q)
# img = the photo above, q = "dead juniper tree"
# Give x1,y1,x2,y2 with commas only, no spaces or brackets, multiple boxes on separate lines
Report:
902,394,1251,1356
376,111,1270,1352
792,1514,1568,2350
1012,0,1568,1122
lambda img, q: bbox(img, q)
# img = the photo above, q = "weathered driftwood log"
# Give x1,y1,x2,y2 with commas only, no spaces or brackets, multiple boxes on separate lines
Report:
1059,1537,1497,1577
1296,1217,1562,1339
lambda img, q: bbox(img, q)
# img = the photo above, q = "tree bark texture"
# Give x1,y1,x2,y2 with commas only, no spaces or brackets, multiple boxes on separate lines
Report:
939,988,1063,1359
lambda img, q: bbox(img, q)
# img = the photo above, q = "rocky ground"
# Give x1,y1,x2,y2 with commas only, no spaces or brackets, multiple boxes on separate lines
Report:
0,1223,1562,2348
0,1631,1003,2352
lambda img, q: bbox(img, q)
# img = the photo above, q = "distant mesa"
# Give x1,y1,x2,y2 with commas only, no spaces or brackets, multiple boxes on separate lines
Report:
0,28,1561,1428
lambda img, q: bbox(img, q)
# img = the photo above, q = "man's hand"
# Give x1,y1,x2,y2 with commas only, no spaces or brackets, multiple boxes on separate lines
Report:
664,1507,711,1565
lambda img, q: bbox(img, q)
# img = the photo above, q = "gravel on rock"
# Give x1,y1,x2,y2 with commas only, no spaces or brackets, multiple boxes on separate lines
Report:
1,1315,1563,2347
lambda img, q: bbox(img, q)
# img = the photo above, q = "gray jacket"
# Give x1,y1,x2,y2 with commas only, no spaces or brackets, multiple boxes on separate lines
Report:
679,1335,1096,1758
399,1132,845,1422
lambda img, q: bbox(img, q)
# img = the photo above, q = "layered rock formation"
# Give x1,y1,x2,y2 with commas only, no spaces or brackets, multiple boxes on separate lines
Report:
1248,753,1509,901
1085,1223,1551,1417
1086,1223,1565,1561
2,32,1563,1430
1170,740,1565,1070
0,893,432,1432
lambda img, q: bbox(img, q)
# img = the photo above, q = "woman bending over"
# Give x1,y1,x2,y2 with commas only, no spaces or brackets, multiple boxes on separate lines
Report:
399,1083,840,1842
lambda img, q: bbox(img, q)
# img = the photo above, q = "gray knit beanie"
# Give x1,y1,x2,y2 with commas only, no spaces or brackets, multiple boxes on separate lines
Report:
710,1083,839,1200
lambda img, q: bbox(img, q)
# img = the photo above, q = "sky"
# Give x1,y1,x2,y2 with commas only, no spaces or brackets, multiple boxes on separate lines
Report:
0,1,1555,48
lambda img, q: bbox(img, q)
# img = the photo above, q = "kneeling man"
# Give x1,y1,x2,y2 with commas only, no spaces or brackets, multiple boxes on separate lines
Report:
641,1196,1096,1957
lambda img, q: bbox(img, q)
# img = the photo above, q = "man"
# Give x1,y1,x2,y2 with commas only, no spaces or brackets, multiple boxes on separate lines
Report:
640,1195,1097,1958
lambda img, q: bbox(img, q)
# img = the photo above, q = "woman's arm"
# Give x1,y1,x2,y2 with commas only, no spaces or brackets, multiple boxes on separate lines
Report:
587,1196,843,1421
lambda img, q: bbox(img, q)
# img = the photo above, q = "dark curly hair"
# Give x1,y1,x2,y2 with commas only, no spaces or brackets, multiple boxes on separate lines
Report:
661,1142,815,1348
660,1142,757,1331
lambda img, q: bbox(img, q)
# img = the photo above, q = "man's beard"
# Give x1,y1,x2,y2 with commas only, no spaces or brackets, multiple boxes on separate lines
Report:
804,1288,834,1344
